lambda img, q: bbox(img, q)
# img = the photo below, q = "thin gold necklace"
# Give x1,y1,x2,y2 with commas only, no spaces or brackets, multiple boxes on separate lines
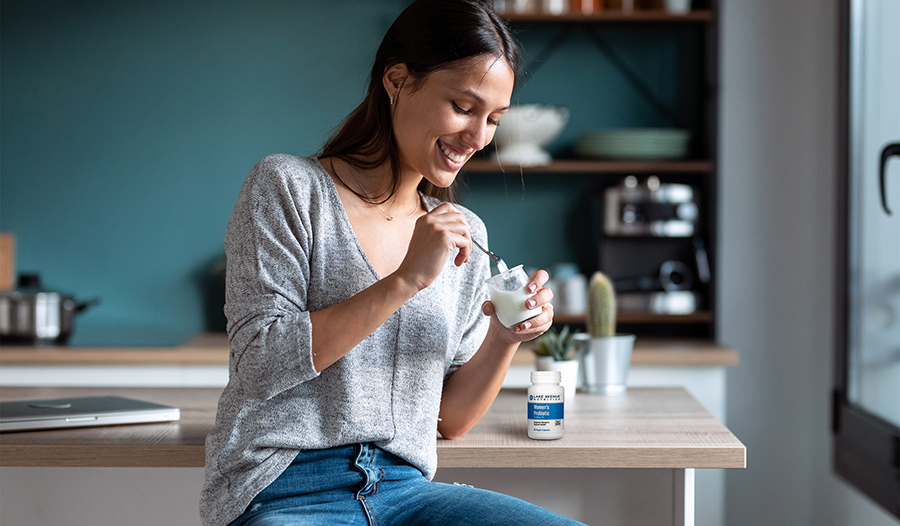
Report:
347,167,420,221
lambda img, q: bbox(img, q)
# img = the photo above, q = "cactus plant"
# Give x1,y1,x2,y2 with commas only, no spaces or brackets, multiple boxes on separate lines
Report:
587,271,616,338
534,325,585,361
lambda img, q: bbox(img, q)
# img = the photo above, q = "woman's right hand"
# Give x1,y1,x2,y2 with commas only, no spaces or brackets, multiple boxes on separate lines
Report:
395,202,473,291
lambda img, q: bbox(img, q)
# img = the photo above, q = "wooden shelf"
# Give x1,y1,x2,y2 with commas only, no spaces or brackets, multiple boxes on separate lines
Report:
463,159,712,174
0,333,738,369
498,9,714,23
514,337,739,368
554,310,712,325
0,347,229,366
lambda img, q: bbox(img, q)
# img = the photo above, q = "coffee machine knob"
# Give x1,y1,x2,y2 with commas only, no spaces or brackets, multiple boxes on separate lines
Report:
677,202,698,221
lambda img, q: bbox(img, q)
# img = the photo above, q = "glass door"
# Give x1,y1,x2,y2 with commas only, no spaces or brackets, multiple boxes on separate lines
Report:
846,0,900,428
834,0,900,517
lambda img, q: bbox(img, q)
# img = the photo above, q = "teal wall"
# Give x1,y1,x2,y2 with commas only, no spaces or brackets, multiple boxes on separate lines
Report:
454,23,699,279
1,1,693,345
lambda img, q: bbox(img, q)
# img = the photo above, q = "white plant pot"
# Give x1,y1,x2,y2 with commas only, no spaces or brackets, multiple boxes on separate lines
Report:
579,334,636,395
534,356,579,401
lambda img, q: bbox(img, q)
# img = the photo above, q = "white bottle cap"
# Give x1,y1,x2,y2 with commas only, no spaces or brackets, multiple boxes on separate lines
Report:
530,370,562,384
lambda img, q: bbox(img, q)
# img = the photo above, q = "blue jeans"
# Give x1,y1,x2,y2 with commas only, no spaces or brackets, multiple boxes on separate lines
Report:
228,443,586,526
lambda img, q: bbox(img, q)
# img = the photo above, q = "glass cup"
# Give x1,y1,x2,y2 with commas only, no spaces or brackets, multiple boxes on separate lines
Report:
485,265,542,328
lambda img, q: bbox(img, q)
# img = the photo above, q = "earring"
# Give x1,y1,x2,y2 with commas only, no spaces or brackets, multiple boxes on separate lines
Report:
389,94,394,105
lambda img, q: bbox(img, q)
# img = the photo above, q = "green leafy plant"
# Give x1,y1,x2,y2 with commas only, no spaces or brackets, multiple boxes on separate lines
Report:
534,325,586,361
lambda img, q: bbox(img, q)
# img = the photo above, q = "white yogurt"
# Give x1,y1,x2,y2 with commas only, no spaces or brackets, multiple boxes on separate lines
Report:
491,287,541,328
486,265,541,328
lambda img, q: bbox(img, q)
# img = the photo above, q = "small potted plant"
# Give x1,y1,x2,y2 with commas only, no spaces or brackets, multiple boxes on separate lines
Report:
534,324,587,400
581,271,636,395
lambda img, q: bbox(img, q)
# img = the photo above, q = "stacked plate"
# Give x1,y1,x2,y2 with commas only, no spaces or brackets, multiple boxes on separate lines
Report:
576,128,690,160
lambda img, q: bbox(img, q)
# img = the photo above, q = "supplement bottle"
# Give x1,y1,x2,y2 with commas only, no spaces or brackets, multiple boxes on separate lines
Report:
528,371,564,440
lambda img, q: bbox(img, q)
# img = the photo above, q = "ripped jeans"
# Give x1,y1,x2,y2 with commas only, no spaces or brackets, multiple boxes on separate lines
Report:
227,442,586,526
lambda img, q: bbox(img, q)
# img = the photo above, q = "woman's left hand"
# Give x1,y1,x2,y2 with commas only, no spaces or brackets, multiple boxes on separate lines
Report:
482,269,554,345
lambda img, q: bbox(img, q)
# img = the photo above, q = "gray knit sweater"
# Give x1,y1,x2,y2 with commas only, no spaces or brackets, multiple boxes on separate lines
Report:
200,155,491,526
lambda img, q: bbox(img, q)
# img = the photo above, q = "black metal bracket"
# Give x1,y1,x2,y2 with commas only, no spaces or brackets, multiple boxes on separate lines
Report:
520,26,577,80
519,24,683,128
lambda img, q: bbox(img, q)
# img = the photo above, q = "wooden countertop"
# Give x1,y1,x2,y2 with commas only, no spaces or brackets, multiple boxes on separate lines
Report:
0,333,739,368
0,386,745,469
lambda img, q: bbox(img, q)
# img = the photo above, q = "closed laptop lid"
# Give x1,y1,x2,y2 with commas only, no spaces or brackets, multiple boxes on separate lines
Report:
0,395,180,432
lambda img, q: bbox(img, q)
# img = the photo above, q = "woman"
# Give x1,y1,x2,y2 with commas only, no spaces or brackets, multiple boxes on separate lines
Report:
201,1,584,525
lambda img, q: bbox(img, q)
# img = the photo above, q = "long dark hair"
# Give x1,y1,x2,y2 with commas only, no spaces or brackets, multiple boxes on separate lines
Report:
318,0,521,204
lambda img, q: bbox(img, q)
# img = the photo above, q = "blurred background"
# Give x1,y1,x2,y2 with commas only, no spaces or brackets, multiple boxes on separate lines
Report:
1,0,712,345
1,0,897,525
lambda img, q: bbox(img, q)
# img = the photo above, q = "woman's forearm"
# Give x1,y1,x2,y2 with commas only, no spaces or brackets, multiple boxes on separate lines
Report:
309,273,418,372
437,275,554,440
437,328,520,440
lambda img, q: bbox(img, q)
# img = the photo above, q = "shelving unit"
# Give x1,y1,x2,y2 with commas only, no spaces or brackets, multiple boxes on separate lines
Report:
554,310,713,325
464,159,713,174
497,9,714,23
462,2,719,338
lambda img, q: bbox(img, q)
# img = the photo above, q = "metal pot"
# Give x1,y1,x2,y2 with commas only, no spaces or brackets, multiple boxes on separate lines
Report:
0,273,99,345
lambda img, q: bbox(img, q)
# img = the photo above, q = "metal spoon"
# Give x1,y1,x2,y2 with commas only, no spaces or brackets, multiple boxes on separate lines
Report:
472,238,508,274
449,203,509,274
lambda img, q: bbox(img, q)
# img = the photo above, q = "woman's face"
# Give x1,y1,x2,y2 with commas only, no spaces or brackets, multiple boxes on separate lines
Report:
387,55,515,187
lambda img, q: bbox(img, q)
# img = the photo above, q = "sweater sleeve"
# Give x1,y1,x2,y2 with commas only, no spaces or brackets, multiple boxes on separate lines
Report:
444,217,491,380
224,156,319,401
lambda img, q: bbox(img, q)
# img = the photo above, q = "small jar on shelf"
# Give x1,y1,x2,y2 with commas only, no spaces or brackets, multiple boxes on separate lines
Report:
495,0,568,14
494,0,534,13
570,0,604,15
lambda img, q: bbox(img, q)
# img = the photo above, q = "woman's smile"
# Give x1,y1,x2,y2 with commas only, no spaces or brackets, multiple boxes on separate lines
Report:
438,140,467,164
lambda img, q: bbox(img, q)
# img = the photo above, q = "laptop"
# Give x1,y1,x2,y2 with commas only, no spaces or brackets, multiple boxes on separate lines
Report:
0,395,181,432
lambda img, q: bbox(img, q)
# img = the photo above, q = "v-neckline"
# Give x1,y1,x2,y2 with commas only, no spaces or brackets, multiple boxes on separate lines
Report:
314,157,434,282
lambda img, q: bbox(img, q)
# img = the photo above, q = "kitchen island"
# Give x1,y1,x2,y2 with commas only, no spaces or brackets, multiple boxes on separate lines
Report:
1,385,744,526
0,335,739,525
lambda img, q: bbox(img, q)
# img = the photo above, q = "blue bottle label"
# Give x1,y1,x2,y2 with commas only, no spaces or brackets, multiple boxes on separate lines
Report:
528,401,564,420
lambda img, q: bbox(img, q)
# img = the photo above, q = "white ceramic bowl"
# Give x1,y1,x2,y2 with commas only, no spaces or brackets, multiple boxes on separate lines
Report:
493,104,569,166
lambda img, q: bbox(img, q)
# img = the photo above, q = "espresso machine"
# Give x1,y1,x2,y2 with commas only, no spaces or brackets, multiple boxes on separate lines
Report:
593,175,710,316
604,175,698,237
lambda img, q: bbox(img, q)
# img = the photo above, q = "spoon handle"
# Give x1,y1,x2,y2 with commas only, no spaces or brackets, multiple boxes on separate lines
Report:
472,239,507,273
450,204,509,273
